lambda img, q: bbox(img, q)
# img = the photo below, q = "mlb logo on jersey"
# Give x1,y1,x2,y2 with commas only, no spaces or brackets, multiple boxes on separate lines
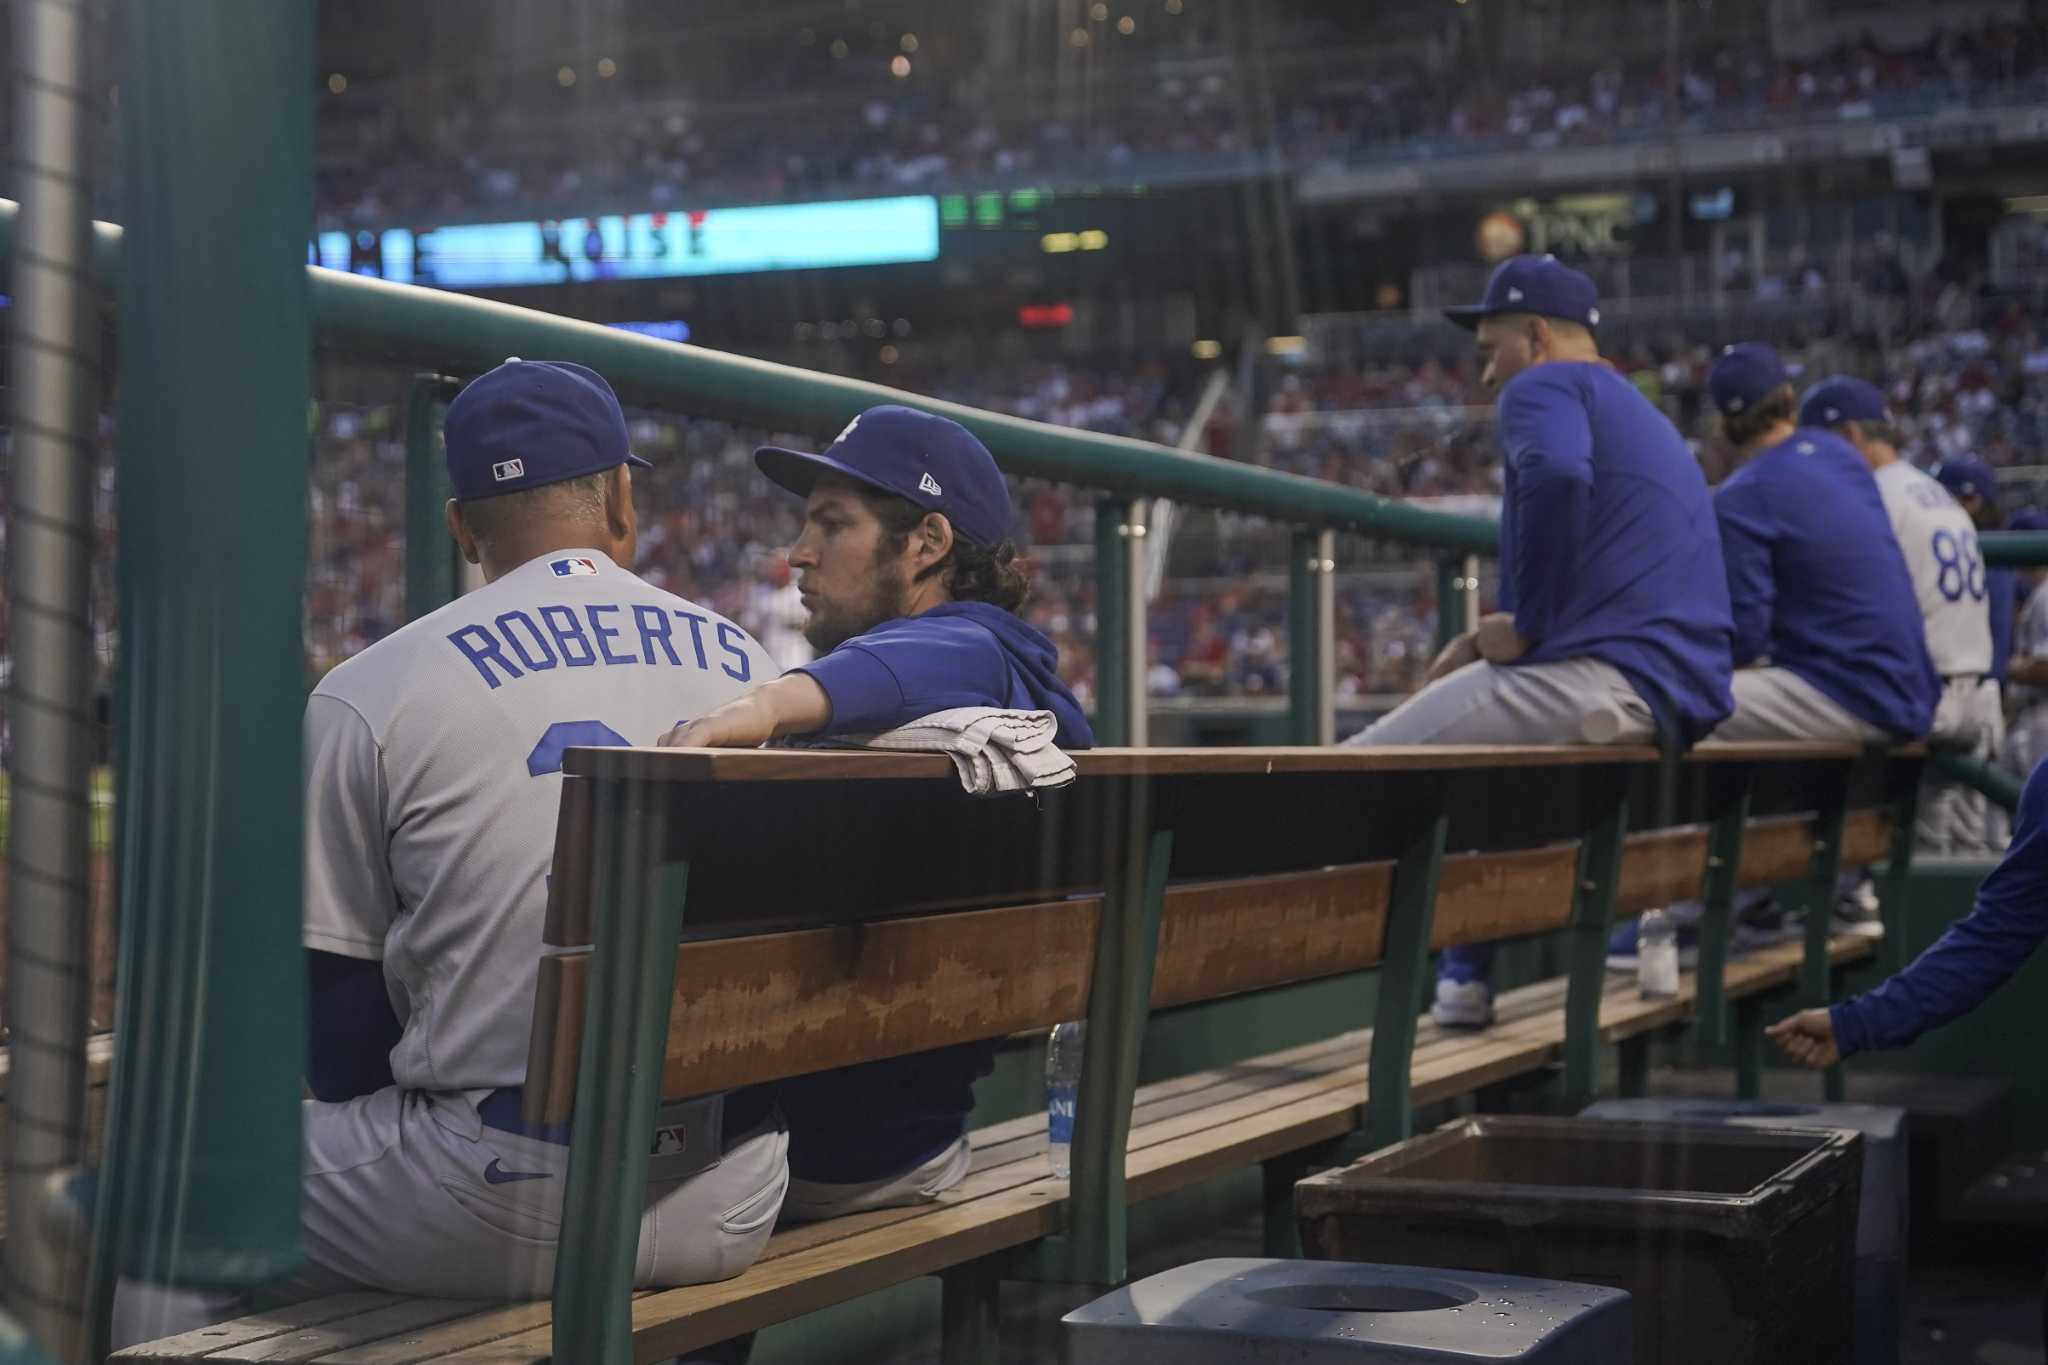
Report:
549,556,600,577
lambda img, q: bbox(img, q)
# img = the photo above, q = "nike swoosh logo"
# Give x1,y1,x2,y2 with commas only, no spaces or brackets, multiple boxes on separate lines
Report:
483,1159,553,1185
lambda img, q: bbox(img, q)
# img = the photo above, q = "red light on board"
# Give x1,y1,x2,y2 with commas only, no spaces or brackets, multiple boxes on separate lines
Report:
1017,303,1074,328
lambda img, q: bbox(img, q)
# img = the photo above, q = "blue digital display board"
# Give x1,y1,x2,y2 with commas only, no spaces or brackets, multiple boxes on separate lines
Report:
314,196,940,288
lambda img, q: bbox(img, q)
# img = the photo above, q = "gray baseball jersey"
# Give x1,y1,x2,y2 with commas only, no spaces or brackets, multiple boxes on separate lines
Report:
303,547,775,1093
1872,461,1992,677
2013,577,2048,710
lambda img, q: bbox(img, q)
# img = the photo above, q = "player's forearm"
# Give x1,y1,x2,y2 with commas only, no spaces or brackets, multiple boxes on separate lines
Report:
661,674,832,748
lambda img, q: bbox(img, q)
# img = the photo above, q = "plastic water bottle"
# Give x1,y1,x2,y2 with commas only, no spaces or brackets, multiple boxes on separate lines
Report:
1638,908,1680,999
1046,1020,1085,1178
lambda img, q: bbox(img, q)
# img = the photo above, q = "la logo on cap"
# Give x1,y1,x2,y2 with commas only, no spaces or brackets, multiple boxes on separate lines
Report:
919,472,943,496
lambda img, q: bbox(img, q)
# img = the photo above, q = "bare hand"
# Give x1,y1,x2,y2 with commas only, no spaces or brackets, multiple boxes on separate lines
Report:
1423,632,1480,685
658,696,775,749
1474,612,1529,665
1765,1009,1841,1069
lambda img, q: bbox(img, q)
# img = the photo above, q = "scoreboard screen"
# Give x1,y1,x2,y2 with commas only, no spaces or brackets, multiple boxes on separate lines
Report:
314,195,940,288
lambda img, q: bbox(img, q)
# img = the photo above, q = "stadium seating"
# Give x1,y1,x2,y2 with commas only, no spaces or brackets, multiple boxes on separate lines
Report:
115,739,1920,1363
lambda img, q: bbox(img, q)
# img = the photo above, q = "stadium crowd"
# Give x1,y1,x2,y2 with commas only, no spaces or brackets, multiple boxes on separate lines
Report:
312,16,2048,229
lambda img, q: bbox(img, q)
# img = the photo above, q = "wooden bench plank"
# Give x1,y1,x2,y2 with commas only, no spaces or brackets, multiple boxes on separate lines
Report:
1150,863,1393,1009
1429,842,1580,949
113,1295,411,1360
564,744,1671,783
651,898,1099,1106
208,1302,489,1362
1614,826,1710,917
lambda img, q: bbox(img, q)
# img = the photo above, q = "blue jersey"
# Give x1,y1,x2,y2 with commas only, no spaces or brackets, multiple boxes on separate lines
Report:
1714,430,1939,739
1493,362,1734,747
1833,758,2048,1054
772,600,1093,1183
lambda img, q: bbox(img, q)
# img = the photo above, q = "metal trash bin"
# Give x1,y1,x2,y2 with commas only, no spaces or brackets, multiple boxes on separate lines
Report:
1297,1115,1862,1365
1061,1258,1632,1363
1582,1097,1906,1365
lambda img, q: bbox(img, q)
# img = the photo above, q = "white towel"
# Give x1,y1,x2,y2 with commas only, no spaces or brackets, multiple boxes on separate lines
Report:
838,706,1077,796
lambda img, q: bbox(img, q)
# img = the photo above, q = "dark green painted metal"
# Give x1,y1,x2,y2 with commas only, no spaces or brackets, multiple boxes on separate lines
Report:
1435,558,1465,650
1931,747,2022,812
553,784,686,1364
404,374,463,621
1798,766,1852,1104
1980,530,2048,567
1064,812,1174,1286
1287,529,1324,745
1880,765,1926,976
1694,772,1755,1049
1561,782,1631,1111
1093,501,1132,747
100,0,311,1287
1733,996,1766,1100
1364,806,1450,1151
0,199,1502,553
1617,1035,1652,1099
939,1257,1001,1365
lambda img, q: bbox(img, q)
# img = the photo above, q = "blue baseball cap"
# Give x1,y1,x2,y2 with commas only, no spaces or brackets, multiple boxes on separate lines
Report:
444,359,649,501
1444,254,1602,331
1707,343,1789,416
756,405,1012,546
1796,375,1889,429
1934,458,1999,507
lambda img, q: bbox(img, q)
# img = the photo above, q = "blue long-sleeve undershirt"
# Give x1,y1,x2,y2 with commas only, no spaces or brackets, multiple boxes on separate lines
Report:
1831,760,2048,1054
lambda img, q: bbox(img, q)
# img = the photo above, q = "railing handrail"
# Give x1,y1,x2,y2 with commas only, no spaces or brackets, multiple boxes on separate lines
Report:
0,197,1499,555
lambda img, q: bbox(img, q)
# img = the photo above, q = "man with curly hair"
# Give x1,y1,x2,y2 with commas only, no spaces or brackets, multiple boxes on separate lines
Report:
664,404,1092,1220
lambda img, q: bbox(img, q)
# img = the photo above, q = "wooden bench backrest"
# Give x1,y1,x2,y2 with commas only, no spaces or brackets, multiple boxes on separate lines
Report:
525,743,1918,1123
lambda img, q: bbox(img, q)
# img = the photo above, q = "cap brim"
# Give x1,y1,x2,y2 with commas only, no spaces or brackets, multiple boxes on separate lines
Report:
625,452,652,469
1442,305,1492,331
755,445,902,504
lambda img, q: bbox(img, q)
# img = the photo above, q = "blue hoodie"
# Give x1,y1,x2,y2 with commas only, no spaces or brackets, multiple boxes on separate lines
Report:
796,601,1095,747
1493,362,1735,747
1832,757,2048,1055
773,600,1093,1183
1714,429,1939,738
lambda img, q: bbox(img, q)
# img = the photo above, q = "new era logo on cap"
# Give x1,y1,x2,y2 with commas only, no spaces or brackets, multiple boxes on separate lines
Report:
493,458,526,482
549,556,599,577
919,472,943,496
1507,286,1524,302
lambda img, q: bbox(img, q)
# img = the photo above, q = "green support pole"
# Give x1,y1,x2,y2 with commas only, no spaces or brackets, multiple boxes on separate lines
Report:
99,0,312,1294
1287,529,1325,745
1617,1034,1652,1099
1561,779,1631,1111
1364,807,1450,1151
1733,996,1766,1100
1880,763,1926,976
1094,500,1132,747
1435,557,1464,650
1799,766,1852,1104
1062,796,1173,1286
1695,769,1754,1049
553,780,686,1364
404,373,463,621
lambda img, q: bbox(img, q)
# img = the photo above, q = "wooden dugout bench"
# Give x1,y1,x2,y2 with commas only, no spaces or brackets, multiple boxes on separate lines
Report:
116,740,1924,1364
